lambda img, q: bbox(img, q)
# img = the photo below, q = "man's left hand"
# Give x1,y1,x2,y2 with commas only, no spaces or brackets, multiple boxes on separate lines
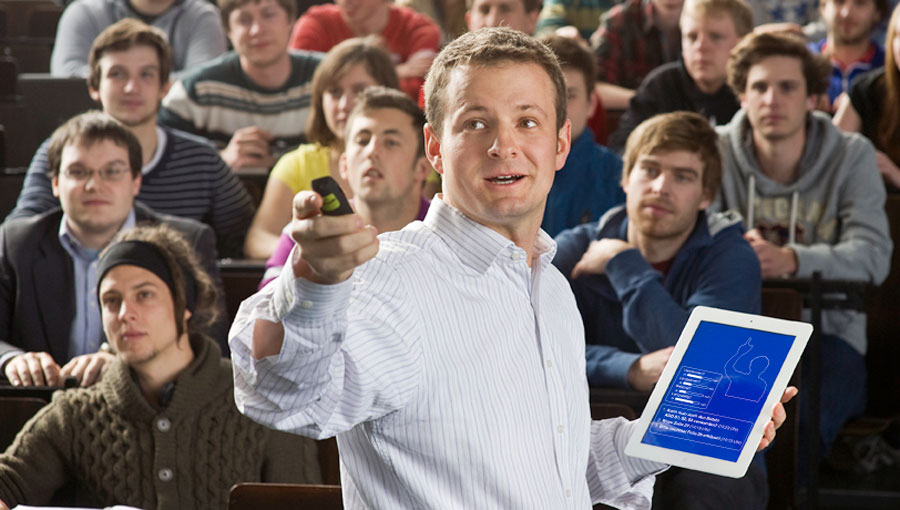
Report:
757,386,798,451
571,239,633,279
744,229,797,278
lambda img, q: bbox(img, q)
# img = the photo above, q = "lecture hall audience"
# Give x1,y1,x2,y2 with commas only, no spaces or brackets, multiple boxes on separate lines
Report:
3,0,900,506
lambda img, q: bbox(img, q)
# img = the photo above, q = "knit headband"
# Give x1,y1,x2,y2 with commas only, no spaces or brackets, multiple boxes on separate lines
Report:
96,240,197,313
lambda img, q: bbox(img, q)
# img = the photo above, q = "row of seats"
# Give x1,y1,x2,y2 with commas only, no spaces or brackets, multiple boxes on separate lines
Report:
0,74,97,168
0,0,61,73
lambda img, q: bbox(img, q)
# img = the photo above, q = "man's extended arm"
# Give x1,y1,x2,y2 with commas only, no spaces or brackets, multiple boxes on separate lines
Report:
587,418,666,508
230,191,422,439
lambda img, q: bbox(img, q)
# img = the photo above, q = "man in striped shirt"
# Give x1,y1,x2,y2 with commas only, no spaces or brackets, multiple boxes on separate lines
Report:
159,0,322,169
230,28,791,509
7,19,255,258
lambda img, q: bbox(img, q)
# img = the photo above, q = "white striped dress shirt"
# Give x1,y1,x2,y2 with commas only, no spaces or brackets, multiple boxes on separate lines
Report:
230,198,664,509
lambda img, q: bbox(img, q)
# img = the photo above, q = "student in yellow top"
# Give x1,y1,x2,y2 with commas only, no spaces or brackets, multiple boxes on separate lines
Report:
243,37,400,259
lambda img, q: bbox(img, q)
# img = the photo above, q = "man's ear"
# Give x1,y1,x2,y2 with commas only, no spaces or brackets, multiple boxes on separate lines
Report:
130,174,142,198
699,189,713,211
51,176,60,198
554,119,572,171
424,124,444,175
159,79,172,100
413,155,432,183
89,86,101,104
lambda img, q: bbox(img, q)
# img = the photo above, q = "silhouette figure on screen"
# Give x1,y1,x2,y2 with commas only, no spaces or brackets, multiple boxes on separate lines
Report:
724,338,769,402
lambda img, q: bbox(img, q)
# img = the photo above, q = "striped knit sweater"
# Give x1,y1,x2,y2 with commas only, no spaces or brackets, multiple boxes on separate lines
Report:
158,50,322,153
6,127,255,258
0,335,322,509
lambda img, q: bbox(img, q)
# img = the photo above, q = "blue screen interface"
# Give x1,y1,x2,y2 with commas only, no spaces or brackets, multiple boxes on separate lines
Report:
641,321,795,462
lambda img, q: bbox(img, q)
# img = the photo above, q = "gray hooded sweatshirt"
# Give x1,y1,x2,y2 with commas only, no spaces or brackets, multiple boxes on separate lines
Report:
711,109,892,354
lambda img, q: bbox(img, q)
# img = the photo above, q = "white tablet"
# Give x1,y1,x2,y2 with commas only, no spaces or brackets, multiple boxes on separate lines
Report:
625,306,811,478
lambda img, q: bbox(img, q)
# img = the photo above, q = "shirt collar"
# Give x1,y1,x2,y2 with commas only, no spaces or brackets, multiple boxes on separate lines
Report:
59,208,138,255
143,126,167,175
423,197,557,274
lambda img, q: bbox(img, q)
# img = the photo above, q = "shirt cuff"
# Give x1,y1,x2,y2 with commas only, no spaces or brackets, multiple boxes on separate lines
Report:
270,244,355,323
617,419,669,483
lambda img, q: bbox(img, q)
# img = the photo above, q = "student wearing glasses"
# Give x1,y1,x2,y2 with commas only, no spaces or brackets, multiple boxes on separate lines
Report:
0,111,224,388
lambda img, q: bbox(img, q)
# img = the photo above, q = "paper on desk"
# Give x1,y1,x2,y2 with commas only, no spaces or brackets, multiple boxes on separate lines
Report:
14,506,142,510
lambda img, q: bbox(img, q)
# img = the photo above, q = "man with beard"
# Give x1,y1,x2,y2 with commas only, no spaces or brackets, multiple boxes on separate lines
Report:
554,110,767,508
8,19,255,258
811,0,889,108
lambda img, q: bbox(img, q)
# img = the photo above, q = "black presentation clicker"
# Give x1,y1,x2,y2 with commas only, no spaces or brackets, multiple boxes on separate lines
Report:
312,176,354,216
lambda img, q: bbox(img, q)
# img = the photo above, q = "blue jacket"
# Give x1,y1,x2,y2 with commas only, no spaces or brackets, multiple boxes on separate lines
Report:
810,38,884,104
541,128,624,238
553,206,761,389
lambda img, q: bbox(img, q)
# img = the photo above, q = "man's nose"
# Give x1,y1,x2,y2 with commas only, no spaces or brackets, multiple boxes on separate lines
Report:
487,124,519,159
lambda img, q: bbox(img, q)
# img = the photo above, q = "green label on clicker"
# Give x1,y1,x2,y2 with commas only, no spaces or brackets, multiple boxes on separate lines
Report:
322,193,341,212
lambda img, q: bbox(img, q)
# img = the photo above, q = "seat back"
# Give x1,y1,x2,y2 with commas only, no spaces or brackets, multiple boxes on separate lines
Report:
26,4,62,38
0,395,50,451
228,483,342,510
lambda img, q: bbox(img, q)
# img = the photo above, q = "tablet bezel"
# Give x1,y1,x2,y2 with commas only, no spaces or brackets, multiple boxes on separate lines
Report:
624,306,811,478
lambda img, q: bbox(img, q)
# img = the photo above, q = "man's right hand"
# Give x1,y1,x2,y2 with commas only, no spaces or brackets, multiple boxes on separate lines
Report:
3,352,62,387
627,346,675,392
220,126,276,169
289,190,379,284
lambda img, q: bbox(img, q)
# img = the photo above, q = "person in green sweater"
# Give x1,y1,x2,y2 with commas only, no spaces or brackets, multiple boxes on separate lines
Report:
0,224,321,510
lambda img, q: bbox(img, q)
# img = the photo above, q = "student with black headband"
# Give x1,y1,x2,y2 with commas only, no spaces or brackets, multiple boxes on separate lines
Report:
0,224,321,510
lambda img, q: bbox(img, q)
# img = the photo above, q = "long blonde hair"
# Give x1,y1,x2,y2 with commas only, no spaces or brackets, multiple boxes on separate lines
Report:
878,4,900,164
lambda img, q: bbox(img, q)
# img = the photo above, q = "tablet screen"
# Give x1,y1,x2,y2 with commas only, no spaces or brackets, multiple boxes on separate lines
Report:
639,320,795,462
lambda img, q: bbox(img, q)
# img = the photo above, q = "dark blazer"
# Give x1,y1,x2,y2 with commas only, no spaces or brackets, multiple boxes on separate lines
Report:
0,202,229,369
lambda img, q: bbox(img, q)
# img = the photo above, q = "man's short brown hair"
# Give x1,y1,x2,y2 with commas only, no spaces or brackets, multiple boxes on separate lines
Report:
217,0,297,31
307,36,400,148
346,86,427,159
539,34,596,94
681,0,754,38
622,112,722,199
821,0,890,22
102,224,220,340
424,27,566,136
727,31,831,97
47,111,143,179
465,0,542,13
88,19,172,91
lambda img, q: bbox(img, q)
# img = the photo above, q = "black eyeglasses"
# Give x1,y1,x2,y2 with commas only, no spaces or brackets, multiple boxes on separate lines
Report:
61,165,130,182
